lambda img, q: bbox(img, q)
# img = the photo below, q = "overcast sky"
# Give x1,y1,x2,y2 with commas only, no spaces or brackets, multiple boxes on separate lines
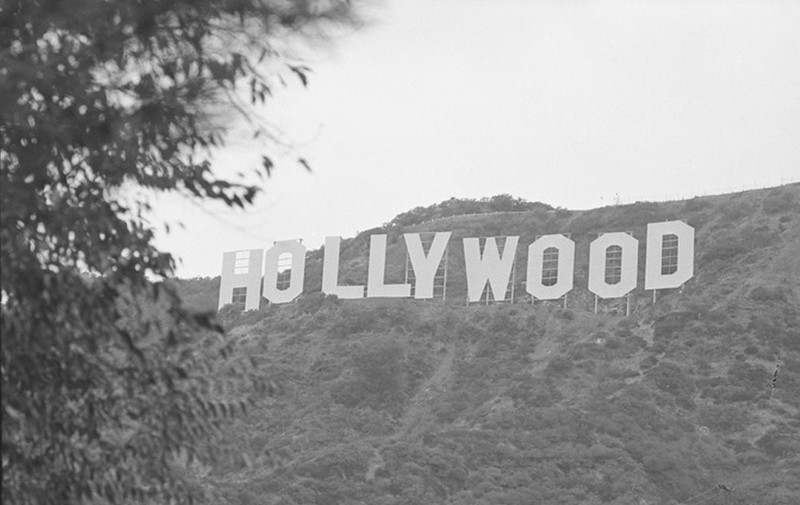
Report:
152,0,800,278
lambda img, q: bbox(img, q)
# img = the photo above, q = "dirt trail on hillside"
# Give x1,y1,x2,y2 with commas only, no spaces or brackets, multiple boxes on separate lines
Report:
526,314,564,376
772,222,800,296
393,343,456,440
528,335,559,376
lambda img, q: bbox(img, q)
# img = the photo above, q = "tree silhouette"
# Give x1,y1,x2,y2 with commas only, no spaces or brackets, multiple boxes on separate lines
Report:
0,1,357,503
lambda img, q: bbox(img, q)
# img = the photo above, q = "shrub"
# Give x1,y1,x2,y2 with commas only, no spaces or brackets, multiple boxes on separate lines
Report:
219,305,270,330
683,197,711,212
506,377,562,407
646,362,696,408
762,187,799,215
653,311,698,342
611,201,675,229
728,362,770,392
353,340,406,396
696,404,749,432
296,291,327,314
756,430,800,458
332,338,408,413
701,225,778,264
744,345,760,356
433,392,471,423
716,198,754,224
545,355,573,374
640,355,659,369
749,286,787,302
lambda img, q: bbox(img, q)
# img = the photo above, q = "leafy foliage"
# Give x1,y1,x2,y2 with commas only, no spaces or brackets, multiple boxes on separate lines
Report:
1,1,356,504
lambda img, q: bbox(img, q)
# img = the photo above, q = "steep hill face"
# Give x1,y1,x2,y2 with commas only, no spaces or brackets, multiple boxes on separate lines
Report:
182,184,799,505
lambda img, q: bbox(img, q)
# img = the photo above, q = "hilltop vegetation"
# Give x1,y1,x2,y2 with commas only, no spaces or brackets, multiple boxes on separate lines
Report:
175,184,799,505
387,194,554,227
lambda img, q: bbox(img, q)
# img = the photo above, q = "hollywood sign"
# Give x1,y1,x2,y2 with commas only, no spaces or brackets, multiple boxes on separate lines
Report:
218,220,694,311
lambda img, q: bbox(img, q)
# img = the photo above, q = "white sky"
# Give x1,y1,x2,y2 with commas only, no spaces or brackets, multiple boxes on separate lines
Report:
153,0,800,278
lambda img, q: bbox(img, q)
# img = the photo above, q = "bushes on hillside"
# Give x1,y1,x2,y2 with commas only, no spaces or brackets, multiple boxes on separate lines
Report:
762,186,799,215
545,355,574,374
328,301,416,339
331,338,408,414
682,197,712,212
701,225,778,264
699,362,770,404
388,195,553,227
756,429,800,458
646,362,697,409
749,285,788,303
652,311,698,342
696,404,749,432
505,375,562,407
219,304,270,330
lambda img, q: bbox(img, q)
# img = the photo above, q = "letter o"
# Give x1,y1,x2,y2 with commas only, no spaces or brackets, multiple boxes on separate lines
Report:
263,240,306,304
526,234,575,300
588,232,638,299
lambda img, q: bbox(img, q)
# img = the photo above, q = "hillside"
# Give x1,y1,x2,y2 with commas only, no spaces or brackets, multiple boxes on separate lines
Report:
177,184,799,505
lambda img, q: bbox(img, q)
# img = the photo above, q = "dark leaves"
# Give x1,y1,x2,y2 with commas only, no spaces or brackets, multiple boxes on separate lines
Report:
262,155,274,177
298,157,312,172
288,64,311,86
2,1,358,504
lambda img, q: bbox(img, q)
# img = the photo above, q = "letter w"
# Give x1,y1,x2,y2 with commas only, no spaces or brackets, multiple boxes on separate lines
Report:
463,236,519,302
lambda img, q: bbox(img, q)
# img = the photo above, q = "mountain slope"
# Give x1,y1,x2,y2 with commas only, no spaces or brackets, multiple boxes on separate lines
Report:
181,184,799,505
